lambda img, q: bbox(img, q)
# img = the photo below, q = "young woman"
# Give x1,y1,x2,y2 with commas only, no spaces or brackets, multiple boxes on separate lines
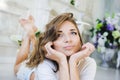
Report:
14,13,96,80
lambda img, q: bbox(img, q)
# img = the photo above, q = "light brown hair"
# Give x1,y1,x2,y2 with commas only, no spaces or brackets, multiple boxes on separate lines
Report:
26,13,83,68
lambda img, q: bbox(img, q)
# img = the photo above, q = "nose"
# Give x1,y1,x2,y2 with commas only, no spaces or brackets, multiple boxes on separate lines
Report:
64,35,71,43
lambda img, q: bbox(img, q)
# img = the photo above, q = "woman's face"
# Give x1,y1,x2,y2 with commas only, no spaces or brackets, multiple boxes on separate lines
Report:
53,21,81,56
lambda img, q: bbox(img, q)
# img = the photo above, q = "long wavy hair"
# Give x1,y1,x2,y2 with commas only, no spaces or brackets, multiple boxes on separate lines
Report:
26,13,83,68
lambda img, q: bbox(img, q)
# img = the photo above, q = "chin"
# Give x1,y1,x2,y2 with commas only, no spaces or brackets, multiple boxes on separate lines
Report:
66,54,71,57
64,51,75,56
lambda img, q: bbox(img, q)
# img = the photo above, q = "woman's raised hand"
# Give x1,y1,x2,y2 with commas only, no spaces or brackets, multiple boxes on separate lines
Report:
69,42,95,64
45,42,66,63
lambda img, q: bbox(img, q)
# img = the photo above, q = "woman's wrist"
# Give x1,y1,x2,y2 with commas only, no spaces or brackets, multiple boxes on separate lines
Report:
69,59,77,67
58,56,70,80
69,55,78,65
58,56,67,66
69,61,78,72
69,56,80,80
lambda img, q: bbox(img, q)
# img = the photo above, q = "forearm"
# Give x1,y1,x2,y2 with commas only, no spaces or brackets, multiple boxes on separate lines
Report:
15,36,30,65
59,58,70,80
69,60,80,80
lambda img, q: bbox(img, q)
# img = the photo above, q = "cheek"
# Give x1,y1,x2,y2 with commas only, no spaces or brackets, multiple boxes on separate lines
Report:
74,37,81,50
77,42,81,50
53,41,62,50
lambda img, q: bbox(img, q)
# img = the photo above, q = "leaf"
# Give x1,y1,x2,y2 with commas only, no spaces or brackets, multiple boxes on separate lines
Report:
70,0,75,6
35,30,41,38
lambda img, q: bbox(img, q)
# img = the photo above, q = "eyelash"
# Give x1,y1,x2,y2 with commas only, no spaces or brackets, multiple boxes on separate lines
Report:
71,32,77,35
57,32,77,37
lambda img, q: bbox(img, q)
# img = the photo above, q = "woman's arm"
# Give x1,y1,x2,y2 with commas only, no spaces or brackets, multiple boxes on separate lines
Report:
45,42,70,80
14,35,30,65
58,56,69,80
69,42,95,80
14,34,31,74
69,59,79,80
14,15,37,74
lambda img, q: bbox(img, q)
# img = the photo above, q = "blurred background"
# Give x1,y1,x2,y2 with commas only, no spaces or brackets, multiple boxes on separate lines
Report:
0,0,120,80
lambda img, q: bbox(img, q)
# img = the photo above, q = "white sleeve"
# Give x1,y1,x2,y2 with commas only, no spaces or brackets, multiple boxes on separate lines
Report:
79,57,97,80
34,59,57,80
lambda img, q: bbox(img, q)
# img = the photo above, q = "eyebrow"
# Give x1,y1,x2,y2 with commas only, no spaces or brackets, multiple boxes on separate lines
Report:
58,28,77,32
70,29,76,31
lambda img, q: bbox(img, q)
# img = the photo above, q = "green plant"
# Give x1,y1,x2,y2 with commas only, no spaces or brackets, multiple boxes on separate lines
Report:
70,0,75,6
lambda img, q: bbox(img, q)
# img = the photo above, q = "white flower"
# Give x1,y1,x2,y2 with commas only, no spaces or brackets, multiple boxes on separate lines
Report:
118,38,120,43
103,32,108,37
98,35,107,46
10,35,22,44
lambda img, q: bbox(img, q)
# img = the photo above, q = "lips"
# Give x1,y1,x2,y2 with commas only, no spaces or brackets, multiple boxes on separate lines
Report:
64,46,73,50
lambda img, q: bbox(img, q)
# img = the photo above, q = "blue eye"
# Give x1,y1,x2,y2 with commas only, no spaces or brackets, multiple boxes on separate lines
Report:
71,32,77,35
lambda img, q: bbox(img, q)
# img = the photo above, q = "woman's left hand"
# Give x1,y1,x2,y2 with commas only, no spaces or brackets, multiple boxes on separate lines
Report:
69,42,95,65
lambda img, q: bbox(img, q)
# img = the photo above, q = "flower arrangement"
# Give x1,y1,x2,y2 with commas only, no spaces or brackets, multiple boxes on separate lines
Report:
90,13,120,53
89,13,120,68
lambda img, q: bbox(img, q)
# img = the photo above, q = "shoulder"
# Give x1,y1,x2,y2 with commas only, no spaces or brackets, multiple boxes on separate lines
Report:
84,57,96,65
78,57,96,67
36,59,57,72
78,57,97,80
34,59,57,80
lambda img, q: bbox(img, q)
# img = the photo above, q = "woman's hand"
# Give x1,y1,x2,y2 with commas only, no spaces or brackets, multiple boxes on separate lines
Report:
44,42,67,63
19,15,37,46
45,42,70,80
69,42,95,64
69,42,95,80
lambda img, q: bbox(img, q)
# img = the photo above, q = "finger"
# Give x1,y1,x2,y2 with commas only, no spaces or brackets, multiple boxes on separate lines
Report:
81,43,88,50
88,43,95,52
81,43,88,49
45,53,52,59
45,42,53,49
81,45,86,50
45,53,51,57
82,42,95,52
44,42,54,54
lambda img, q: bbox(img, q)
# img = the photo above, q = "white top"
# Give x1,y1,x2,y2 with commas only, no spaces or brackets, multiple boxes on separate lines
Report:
77,57,97,80
34,59,57,80
16,57,96,80
34,57,96,80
